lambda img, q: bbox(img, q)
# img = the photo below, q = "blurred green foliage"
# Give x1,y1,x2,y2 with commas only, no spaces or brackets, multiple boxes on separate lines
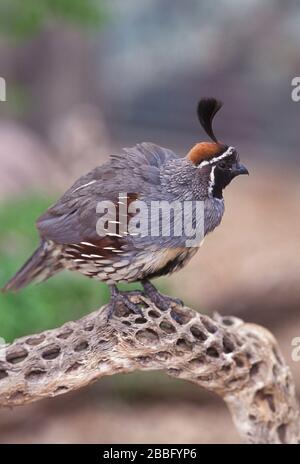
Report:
0,0,106,39
0,195,109,342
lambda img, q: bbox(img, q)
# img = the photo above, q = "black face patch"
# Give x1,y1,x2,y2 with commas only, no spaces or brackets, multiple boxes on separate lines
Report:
210,150,239,199
211,166,235,199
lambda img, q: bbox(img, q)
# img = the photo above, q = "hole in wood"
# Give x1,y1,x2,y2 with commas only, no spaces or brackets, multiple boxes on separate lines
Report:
200,317,218,334
25,369,46,381
206,346,219,358
250,362,261,378
135,317,147,324
154,351,171,361
66,362,81,373
0,369,8,380
84,324,94,332
74,341,89,352
170,307,192,325
148,309,160,319
26,335,46,346
136,329,159,345
176,338,193,352
159,320,176,334
57,329,73,340
233,356,244,368
223,335,235,354
190,325,207,341
6,347,28,364
189,357,204,367
42,345,61,360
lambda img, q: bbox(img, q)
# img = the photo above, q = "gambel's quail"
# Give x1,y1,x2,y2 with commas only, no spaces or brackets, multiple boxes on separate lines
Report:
2,98,248,317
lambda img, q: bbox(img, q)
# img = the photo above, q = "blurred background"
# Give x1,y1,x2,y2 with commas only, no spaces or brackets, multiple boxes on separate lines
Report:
0,0,300,444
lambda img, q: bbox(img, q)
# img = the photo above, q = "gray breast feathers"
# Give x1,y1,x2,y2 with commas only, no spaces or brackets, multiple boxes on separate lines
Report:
204,198,225,235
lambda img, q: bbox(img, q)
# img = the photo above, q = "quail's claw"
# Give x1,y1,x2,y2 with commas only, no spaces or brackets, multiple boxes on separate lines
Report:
149,293,183,311
142,280,183,311
121,292,144,316
107,286,144,321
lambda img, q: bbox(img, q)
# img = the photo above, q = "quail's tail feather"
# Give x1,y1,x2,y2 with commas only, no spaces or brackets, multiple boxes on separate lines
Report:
1,241,62,292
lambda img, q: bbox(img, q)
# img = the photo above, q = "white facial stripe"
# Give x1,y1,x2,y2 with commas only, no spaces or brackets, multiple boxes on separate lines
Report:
197,146,235,168
208,165,216,196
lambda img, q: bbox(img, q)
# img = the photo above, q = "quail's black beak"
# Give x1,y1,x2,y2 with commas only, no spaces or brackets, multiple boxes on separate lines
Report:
231,162,249,177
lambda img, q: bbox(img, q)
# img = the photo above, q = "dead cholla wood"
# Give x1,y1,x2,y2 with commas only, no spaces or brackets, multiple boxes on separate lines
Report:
0,295,299,444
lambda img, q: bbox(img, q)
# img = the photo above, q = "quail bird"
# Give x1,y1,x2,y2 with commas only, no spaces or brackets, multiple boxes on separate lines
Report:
2,98,248,317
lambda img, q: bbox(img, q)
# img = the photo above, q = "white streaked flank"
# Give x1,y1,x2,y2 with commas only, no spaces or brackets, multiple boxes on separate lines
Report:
81,242,98,247
72,180,97,193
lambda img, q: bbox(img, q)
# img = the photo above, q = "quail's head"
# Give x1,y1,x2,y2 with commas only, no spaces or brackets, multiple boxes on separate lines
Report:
186,98,249,199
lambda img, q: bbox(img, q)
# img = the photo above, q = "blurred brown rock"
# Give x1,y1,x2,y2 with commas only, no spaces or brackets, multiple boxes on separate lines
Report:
0,121,58,199
48,104,111,184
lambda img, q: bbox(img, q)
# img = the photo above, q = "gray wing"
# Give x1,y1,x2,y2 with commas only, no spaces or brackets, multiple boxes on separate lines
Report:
37,143,179,244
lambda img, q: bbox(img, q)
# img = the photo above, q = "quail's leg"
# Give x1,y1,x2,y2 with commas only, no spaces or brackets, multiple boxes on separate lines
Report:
141,279,183,311
106,285,144,320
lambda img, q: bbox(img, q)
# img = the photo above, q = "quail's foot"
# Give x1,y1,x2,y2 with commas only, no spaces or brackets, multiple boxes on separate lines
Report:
107,285,144,320
142,279,183,311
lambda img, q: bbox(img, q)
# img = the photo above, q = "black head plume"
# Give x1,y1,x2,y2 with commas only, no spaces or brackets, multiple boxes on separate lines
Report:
197,97,223,143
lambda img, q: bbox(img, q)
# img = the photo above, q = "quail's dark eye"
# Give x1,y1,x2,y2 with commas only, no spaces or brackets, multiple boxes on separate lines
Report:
219,161,227,169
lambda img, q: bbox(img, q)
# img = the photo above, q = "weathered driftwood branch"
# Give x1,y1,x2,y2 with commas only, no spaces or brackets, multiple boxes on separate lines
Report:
0,295,299,444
